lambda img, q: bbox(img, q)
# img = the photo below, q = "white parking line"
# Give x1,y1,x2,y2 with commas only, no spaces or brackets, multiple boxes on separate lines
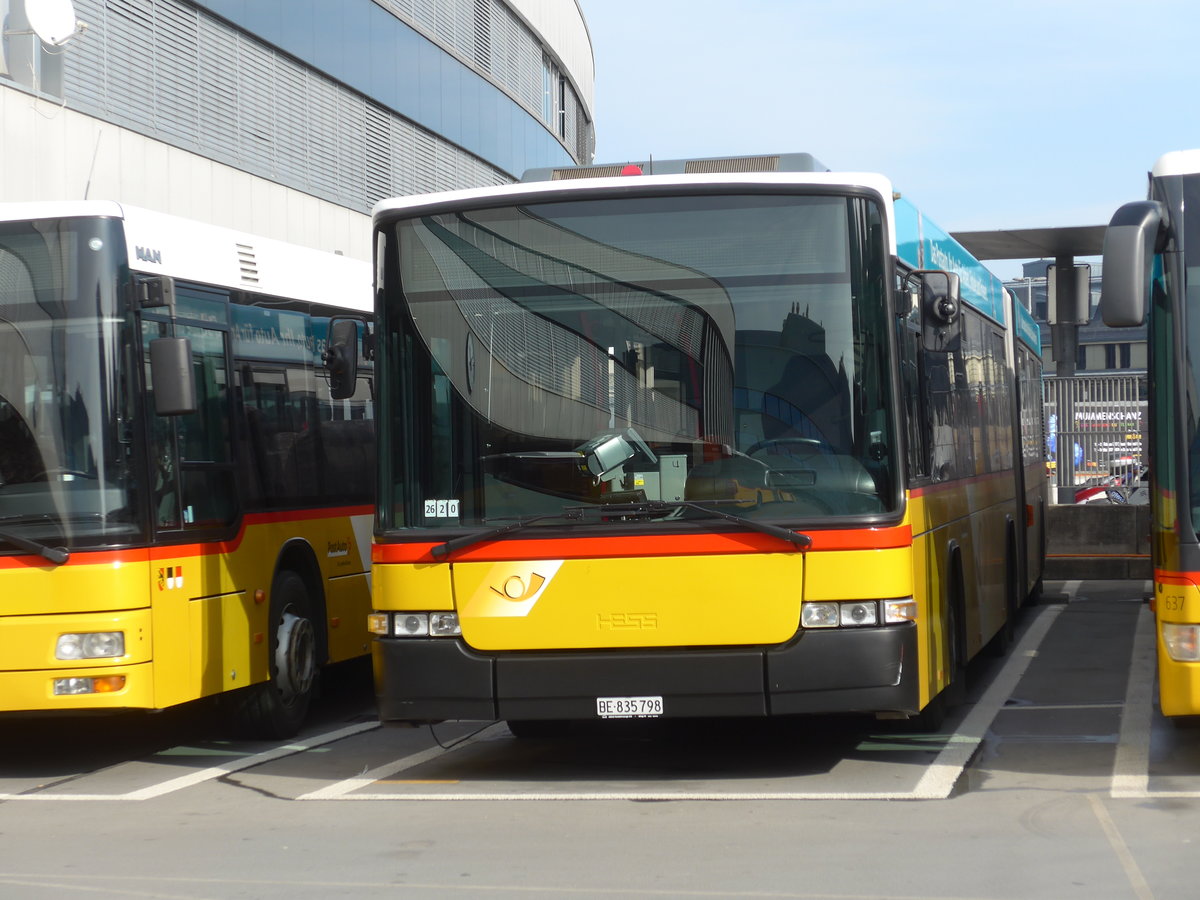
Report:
1108,600,1200,801
305,605,1064,802
1112,604,1156,799
0,721,379,802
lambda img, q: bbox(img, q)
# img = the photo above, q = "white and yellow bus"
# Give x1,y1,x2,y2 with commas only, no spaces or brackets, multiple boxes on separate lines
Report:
358,154,1045,733
0,202,374,737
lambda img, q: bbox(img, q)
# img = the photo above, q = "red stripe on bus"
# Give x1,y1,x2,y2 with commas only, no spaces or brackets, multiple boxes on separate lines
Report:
371,524,913,564
0,505,372,568
1157,571,1200,587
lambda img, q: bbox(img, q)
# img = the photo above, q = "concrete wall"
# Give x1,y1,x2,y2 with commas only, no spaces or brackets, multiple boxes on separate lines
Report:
1044,503,1152,581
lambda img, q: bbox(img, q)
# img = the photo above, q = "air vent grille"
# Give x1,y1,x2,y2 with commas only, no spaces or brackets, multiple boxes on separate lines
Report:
683,155,781,174
236,243,260,285
550,164,629,179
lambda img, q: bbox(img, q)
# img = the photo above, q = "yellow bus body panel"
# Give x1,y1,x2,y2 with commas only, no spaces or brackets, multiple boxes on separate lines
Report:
1156,581,1200,717
0,510,373,714
374,562,455,611
453,552,805,651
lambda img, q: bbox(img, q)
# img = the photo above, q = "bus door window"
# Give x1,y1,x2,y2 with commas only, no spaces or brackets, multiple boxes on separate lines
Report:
143,320,237,531
896,271,928,479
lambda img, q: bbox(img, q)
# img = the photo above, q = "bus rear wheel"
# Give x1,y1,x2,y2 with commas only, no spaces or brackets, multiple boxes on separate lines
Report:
227,571,319,739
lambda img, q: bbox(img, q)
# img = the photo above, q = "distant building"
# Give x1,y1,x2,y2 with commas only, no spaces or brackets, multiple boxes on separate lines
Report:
1005,260,1146,374
0,0,595,262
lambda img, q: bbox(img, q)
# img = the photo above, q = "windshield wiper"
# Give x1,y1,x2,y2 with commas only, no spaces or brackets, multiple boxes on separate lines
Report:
568,500,812,550
429,509,589,560
429,499,810,560
0,528,70,565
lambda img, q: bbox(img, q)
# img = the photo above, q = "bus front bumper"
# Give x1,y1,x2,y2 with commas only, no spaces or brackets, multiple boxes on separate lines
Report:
372,622,920,723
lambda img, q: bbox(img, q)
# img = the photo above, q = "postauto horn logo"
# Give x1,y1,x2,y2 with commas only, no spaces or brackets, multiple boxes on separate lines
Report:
466,561,563,618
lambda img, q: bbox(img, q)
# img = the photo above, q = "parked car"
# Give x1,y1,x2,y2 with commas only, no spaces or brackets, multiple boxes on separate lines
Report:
1075,469,1148,505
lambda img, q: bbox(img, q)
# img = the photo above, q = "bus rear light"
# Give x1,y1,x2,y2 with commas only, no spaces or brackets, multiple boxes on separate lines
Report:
56,632,125,660
1162,623,1200,661
53,676,126,696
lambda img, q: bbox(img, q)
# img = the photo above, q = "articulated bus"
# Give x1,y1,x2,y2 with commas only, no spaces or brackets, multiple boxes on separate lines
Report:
0,202,374,737
361,154,1045,732
1102,149,1200,716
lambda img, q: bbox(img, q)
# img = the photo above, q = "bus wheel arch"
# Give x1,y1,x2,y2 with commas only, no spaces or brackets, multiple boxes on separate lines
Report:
274,539,329,665
226,540,327,738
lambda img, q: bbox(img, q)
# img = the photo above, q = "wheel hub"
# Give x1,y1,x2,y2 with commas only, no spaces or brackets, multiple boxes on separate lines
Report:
274,610,316,700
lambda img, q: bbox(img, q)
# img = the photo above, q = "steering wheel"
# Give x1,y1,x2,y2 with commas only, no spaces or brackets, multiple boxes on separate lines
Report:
746,437,832,459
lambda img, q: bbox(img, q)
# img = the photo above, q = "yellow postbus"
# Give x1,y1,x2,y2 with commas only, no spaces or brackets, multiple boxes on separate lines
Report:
1101,149,1200,716
0,202,374,737
358,154,1045,733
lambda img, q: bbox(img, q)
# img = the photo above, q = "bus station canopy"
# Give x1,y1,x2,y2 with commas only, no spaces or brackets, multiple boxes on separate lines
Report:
950,225,1107,261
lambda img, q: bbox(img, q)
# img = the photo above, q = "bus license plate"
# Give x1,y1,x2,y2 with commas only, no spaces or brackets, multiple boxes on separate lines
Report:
596,696,663,718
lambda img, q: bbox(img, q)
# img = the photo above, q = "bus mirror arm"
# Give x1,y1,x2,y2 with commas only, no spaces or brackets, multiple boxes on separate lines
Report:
1100,200,1168,328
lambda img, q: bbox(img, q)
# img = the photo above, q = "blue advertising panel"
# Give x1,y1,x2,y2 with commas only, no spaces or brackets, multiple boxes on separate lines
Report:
893,197,1007,323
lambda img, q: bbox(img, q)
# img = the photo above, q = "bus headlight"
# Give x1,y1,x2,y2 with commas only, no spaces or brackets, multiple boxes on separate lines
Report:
368,612,461,637
801,599,915,629
429,612,461,636
801,602,840,628
884,599,918,623
53,676,126,695
56,632,125,660
1162,623,1200,661
840,602,878,626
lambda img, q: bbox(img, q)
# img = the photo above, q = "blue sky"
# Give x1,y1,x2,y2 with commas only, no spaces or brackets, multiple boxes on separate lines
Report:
577,0,1200,279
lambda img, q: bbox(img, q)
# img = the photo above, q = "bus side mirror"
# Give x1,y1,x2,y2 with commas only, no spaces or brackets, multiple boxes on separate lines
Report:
1100,200,1166,327
149,337,197,415
325,318,361,400
909,270,961,353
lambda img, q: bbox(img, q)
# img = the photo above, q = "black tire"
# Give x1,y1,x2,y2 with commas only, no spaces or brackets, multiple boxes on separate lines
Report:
226,570,319,739
987,540,1019,658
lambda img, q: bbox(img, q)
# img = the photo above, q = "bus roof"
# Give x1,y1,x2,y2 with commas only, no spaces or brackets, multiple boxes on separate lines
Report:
373,170,900,253
0,200,372,313
372,165,1008,323
1153,150,1200,178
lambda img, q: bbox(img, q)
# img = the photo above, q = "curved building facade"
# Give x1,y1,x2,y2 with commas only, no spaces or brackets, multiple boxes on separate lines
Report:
0,0,594,259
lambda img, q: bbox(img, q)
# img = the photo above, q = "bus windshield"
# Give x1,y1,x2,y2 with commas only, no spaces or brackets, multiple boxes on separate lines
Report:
0,216,142,550
381,191,897,532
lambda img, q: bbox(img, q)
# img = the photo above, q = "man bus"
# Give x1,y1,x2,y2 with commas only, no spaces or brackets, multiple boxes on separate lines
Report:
0,202,374,737
356,154,1045,733
1101,149,1200,717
